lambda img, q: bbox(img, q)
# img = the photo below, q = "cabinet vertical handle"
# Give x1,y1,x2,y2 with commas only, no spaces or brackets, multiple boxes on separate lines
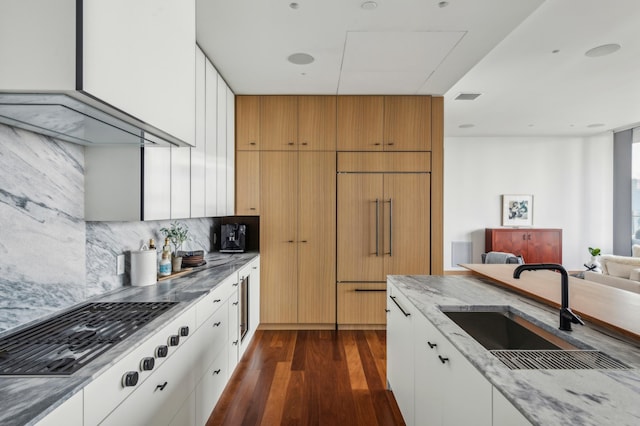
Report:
375,199,380,256
388,198,393,257
527,234,531,241
389,296,411,317
522,234,526,240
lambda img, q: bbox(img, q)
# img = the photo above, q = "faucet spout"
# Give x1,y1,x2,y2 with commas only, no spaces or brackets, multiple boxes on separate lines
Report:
513,263,584,331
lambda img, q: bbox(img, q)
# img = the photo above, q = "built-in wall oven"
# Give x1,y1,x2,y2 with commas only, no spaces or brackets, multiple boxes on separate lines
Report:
239,274,249,342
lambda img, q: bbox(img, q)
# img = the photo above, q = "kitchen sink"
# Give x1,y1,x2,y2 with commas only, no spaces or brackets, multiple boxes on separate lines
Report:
441,307,579,351
440,306,630,370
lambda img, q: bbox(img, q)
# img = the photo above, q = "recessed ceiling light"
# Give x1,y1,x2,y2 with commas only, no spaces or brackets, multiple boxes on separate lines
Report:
289,2,299,9
361,1,377,10
587,123,605,128
458,124,475,129
438,1,449,8
287,52,314,65
585,43,621,58
455,93,481,101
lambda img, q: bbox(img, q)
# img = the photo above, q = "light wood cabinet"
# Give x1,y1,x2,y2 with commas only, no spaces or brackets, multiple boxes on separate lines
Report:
260,152,298,324
485,228,562,264
260,151,336,326
239,96,336,151
337,283,386,327
235,151,260,215
337,96,431,151
236,96,261,150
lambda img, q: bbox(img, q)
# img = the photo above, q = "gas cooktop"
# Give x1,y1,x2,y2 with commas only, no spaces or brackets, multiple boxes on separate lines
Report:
0,302,177,376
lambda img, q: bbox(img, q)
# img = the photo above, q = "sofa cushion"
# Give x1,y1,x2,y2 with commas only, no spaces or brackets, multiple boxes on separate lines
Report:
633,244,640,257
630,268,640,282
600,254,640,278
584,271,640,294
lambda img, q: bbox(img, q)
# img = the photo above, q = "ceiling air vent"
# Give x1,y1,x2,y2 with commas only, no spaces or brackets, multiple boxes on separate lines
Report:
455,93,481,101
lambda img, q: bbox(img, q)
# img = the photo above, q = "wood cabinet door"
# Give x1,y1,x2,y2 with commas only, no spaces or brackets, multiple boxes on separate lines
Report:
337,283,386,326
488,230,529,260
297,152,336,324
260,96,298,150
236,96,260,150
527,229,562,264
298,96,336,151
337,173,384,281
383,96,432,151
383,173,431,275
260,152,298,324
235,151,260,215
336,96,384,151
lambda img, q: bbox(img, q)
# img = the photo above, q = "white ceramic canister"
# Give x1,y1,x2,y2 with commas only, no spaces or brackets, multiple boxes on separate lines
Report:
131,244,158,286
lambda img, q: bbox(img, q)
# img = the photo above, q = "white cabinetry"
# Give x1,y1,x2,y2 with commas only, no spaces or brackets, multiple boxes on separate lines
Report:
85,145,191,221
388,281,525,426
34,391,83,426
387,284,415,426
191,47,207,218
0,0,196,147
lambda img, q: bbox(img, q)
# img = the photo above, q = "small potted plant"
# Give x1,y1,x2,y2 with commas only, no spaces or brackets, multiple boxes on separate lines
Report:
160,221,190,272
586,246,602,273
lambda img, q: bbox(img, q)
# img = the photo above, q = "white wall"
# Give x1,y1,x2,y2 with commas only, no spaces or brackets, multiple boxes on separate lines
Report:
444,133,613,271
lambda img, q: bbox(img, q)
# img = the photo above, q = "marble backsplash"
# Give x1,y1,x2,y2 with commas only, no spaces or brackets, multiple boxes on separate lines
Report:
0,124,214,333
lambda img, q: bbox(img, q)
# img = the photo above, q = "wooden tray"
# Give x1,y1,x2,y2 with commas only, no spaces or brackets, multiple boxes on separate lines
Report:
157,268,193,282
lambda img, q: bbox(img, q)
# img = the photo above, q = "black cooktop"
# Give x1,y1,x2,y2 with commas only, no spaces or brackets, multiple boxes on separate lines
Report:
0,302,177,376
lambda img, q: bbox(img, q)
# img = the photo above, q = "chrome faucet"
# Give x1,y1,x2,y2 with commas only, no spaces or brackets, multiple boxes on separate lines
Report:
513,263,585,331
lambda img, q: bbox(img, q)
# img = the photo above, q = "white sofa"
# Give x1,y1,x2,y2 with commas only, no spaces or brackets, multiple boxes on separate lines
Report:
583,253,640,294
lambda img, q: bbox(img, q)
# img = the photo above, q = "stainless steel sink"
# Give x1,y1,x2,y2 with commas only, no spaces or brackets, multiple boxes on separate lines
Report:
441,307,578,351
440,307,630,370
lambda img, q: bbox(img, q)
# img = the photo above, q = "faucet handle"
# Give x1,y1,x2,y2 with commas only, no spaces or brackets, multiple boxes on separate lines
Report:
562,307,585,326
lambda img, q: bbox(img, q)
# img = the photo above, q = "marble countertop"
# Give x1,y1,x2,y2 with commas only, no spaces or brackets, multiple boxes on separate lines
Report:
0,251,259,426
388,274,640,426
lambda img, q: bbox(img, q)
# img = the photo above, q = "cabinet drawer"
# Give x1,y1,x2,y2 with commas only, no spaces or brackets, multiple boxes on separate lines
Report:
196,274,236,327
100,330,198,426
195,348,229,426
83,306,195,426
193,301,229,378
337,283,387,326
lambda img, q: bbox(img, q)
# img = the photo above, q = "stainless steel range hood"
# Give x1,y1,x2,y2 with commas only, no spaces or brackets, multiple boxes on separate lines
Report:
0,93,176,146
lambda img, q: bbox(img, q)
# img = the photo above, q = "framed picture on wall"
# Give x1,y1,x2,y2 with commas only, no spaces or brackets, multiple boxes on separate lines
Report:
502,194,533,227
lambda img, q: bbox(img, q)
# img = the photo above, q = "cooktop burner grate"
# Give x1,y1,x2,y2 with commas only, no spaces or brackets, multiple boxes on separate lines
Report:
0,302,177,376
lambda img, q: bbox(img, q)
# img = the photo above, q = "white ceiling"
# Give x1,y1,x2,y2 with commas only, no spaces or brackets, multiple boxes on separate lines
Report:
196,0,640,137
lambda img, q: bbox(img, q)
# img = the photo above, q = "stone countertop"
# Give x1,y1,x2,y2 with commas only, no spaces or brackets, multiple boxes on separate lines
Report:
0,251,259,426
388,274,640,426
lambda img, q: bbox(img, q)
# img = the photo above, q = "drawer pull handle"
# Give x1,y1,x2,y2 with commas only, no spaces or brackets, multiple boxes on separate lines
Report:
355,289,386,292
213,369,221,375
233,340,239,345
155,382,168,392
427,341,437,349
438,355,449,364
214,322,222,327
233,302,239,306
249,142,256,145
213,299,222,303
390,296,411,317
233,282,239,286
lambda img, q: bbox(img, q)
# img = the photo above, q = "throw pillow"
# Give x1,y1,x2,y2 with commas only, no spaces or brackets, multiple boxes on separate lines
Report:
630,268,640,281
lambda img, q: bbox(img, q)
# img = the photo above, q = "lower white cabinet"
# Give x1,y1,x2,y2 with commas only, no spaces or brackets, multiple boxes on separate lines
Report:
413,308,492,426
195,348,229,425
388,281,525,426
35,391,83,426
387,284,415,426
170,390,197,426
228,286,240,373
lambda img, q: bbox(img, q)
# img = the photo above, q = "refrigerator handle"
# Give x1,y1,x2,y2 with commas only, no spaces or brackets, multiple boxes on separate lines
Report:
375,198,380,256
388,198,393,257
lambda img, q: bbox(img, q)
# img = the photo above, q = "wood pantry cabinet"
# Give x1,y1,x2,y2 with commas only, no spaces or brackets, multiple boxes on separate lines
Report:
337,152,430,328
259,151,336,326
337,96,432,151
485,228,562,264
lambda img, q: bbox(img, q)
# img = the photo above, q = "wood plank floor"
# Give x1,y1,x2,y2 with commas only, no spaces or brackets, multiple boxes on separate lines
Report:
207,330,406,426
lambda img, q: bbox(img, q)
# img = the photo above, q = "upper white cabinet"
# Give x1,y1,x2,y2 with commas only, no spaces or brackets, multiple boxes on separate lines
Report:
204,60,219,217
191,47,207,217
0,0,196,147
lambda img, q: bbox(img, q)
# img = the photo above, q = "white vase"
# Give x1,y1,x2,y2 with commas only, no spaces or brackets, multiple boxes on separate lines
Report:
588,255,602,273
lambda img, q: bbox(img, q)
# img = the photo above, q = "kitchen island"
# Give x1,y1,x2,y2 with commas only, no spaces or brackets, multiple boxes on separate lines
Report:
0,251,259,426
388,272,640,426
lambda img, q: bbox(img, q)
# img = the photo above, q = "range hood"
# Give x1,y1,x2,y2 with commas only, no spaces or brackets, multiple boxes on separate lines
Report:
0,93,177,147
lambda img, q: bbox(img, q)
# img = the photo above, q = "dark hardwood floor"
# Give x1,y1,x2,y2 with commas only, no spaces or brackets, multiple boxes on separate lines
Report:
207,330,406,426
